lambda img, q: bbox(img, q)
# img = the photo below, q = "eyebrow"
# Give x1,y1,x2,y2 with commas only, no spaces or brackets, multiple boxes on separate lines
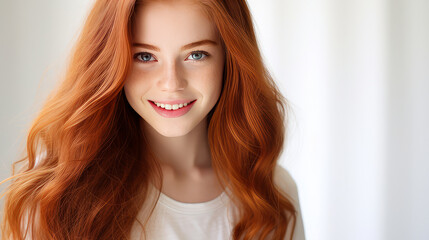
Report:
132,39,218,52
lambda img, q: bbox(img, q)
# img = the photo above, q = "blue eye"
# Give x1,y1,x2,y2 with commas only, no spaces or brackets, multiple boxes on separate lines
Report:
187,51,209,61
133,50,210,63
134,52,156,63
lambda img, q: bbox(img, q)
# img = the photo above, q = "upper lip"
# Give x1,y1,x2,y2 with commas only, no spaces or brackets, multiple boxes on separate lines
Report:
149,99,196,105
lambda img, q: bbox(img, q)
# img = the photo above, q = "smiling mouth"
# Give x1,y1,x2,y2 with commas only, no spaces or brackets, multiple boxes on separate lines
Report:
149,100,197,110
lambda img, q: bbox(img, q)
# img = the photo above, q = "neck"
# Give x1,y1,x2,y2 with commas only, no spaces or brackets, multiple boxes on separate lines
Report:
141,117,212,176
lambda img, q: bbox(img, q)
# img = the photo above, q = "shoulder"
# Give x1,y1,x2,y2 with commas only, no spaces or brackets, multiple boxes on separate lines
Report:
273,164,306,240
273,164,299,205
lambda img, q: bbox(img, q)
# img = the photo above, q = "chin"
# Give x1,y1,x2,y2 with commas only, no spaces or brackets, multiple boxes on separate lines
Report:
153,125,194,138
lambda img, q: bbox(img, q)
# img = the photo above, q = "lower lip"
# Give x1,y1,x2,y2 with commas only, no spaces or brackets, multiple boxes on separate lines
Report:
149,100,196,118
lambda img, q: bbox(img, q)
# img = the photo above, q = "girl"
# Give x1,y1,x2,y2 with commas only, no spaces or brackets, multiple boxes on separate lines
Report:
0,0,305,239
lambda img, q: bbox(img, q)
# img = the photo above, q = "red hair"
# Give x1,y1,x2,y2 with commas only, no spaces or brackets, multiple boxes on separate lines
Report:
0,0,297,239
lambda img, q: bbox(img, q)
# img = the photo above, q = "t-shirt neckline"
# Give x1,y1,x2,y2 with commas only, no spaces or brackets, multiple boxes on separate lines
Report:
156,188,230,214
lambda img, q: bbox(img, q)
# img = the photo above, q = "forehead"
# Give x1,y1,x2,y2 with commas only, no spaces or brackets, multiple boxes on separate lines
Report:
132,1,218,44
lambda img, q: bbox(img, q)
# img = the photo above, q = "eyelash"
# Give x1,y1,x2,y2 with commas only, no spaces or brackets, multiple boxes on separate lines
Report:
133,50,210,63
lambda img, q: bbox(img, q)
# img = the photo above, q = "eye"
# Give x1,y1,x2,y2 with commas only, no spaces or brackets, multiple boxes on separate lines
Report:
133,50,210,64
186,51,209,62
134,52,156,63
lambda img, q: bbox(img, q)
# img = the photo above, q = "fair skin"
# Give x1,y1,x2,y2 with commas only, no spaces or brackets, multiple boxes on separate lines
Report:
124,0,225,203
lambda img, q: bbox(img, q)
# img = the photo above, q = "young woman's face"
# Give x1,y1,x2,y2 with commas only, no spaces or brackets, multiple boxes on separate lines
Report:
124,0,225,137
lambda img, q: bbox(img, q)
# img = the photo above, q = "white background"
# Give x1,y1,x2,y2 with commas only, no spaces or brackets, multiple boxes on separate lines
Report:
1,0,428,239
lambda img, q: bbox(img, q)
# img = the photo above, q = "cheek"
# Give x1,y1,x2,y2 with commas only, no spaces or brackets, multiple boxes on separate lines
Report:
210,62,224,96
123,75,146,105
198,69,223,102
124,77,135,99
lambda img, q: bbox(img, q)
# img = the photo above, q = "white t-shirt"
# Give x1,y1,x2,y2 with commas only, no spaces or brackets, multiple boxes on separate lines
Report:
130,164,306,240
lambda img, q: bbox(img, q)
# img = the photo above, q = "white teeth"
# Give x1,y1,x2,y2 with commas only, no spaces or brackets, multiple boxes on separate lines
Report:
153,101,193,110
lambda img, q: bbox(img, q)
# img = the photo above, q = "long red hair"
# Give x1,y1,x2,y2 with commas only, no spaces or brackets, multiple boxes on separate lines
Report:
0,0,297,239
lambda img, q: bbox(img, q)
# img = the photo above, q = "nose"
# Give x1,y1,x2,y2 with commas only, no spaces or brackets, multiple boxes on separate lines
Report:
157,60,187,92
